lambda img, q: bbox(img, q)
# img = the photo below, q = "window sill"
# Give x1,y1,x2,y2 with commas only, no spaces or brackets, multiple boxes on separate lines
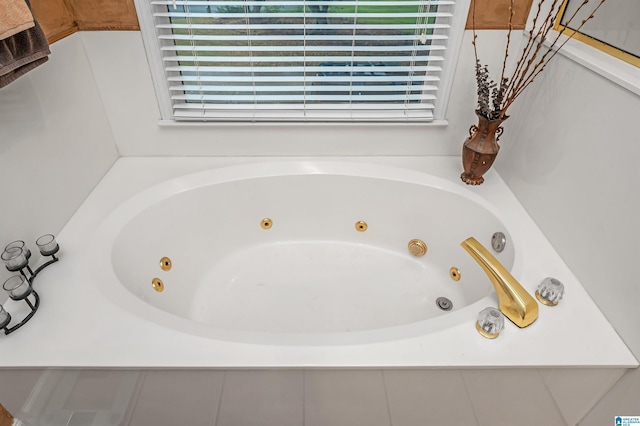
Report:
157,119,450,128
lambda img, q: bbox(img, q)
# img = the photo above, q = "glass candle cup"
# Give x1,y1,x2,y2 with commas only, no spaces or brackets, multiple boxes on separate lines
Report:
1,247,28,270
36,234,59,256
0,304,10,329
4,240,31,259
3,275,32,300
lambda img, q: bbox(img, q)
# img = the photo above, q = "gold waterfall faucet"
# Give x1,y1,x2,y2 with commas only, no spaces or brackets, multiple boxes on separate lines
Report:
461,237,538,328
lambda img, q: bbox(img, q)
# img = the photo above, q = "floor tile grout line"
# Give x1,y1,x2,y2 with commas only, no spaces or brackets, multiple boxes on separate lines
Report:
535,369,570,426
212,371,227,426
459,370,482,426
123,371,148,426
575,369,628,426
380,370,394,426
302,369,306,426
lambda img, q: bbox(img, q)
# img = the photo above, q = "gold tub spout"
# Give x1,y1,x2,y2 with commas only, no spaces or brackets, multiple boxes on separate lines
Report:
461,237,538,328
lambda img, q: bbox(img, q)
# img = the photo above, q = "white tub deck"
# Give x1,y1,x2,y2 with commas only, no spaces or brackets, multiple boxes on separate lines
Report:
0,157,636,368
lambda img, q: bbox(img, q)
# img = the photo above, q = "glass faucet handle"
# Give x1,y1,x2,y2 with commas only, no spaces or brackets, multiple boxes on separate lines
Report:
476,307,505,339
536,277,565,306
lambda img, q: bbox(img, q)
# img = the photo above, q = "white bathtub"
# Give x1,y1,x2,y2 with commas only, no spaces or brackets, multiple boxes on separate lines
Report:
0,157,635,368
92,161,514,345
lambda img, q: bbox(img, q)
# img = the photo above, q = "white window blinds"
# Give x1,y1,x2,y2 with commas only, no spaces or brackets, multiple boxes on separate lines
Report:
135,0,468,122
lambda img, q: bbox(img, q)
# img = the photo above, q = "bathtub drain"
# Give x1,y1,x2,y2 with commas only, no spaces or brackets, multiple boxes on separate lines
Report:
491,232,507,253
435,297,453,311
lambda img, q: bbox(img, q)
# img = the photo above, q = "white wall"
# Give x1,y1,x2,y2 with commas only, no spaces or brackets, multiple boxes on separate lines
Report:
496,44,640,423
79,30,509,156
0,35,119,283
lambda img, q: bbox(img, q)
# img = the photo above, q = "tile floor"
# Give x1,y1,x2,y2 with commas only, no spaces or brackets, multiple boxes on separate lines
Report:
0,367,630,426
125,368,626,426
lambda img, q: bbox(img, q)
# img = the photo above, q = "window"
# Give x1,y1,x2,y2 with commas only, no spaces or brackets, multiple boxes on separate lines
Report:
556,0,640,68
135,0,470,122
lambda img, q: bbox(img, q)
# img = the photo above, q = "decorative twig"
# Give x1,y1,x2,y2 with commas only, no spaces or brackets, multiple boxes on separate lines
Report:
499,0,515,86
502,0,561,109
503,0,606,112
473,0,607,121
472,0,479,65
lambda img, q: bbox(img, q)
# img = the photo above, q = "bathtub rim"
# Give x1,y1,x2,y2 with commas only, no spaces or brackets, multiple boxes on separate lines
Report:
1,156,636,369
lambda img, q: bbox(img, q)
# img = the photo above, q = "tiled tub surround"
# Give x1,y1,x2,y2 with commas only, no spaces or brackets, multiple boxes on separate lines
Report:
0,157,634,369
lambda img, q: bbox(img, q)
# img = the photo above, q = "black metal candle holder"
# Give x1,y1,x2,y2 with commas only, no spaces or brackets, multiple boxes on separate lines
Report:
1,235,60,335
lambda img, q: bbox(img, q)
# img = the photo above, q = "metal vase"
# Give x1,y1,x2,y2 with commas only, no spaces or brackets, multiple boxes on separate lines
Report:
461,112,506,185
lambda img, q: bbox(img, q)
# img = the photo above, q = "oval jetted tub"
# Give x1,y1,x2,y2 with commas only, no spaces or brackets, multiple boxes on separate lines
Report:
89,161,517,345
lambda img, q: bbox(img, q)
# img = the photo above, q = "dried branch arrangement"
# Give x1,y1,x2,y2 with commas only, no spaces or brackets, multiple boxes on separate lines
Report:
472,0,607,120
